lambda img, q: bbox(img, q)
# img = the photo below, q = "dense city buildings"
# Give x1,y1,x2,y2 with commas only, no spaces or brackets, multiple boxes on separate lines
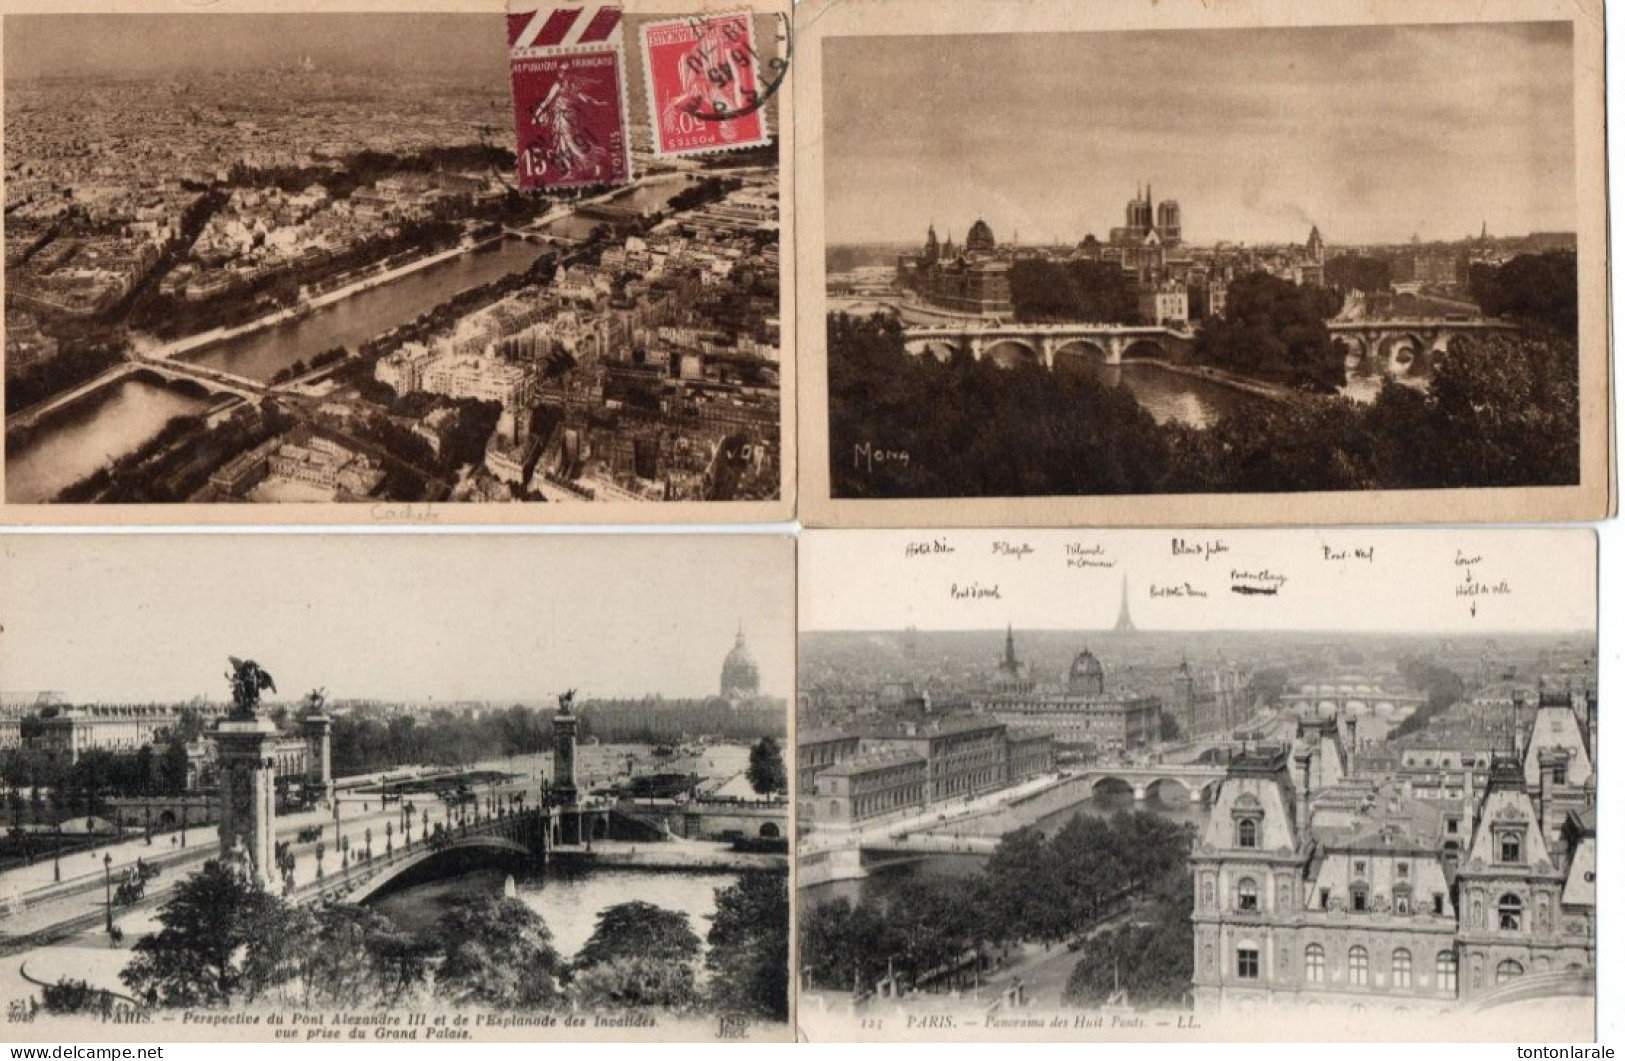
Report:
801,716,1055,830
1191,678,1597,1011
4,20,783,507
798,609,1597,1019
895,221,1013,316
978,636,1162,755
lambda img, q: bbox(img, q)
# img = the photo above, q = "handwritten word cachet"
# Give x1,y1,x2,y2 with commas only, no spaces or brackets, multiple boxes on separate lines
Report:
640,13,773,157
508,5,633,191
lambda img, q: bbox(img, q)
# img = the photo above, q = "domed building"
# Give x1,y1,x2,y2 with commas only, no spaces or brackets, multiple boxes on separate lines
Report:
894,219,1012,316
965,218,997,254
1067,646,1106,697
720,625,761,701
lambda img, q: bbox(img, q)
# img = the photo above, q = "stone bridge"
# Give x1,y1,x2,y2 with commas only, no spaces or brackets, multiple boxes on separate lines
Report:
130,356,269,403
900,318,1517,379
1075,762,1231,803
902,322,1194,368
1278,683,1428,718
1325,319,1517,378
292,806,552,906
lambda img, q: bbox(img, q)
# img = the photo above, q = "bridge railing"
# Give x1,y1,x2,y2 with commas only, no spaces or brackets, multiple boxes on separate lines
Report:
286,809,542,904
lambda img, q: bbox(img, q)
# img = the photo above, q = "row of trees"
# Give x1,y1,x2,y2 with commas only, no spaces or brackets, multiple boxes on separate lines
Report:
1389,657,1470,740
1468,251,1578,336
118,860,789,1020
1008,259,1140,324
1324,254,1394,295
268,345,350,385
827,310,1581,499
799,811,1194,1000
1191,273,1345,392
2,707,209,807
1061,858,1194,1008
55,402,298,504
329,707,558,777
3,339,126,418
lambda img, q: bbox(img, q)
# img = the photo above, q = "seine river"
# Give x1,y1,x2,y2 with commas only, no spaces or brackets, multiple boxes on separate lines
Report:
800,789,1209,910
370,863,737,964
5,175,700,502
1079,362,1255,429
186,239,555,382
7,377,208,503
187,175,693,382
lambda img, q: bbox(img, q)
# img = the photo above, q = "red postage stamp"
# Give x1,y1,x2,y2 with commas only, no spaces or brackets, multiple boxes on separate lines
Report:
640,13,772,158
508,6,632,191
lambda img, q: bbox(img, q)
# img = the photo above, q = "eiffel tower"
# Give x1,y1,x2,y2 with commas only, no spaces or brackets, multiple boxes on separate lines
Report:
1113,574,1136,634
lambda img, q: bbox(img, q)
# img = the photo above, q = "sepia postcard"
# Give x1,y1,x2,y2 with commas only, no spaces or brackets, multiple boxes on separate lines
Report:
0,532,794,1041
0,0,794,525
796,527,1598,1041
794,0,1613,528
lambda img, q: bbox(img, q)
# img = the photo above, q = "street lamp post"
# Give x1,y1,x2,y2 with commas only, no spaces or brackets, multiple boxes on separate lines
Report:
102,853,114,936
52,822,61,883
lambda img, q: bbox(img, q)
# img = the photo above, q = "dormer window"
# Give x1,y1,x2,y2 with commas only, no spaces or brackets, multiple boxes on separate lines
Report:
1397,861,1410,880
1498,831,1523,864
1237,818,1258,848
1350,883,1369,912
1433,893,1446,916
1353,860,1367,876
1498,893,1523,932
1231,795,1264,850
1394,884,1412,915
1552,764,1567,786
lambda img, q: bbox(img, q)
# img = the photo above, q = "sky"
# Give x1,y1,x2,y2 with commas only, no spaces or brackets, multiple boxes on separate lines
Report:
0,534,793,705
799,529,1596,636
3,13,508,84
822,22,1577,247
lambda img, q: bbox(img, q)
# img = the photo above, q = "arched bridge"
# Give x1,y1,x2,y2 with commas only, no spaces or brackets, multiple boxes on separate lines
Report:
1075,762,1231,803
293,806,551,907
901,318,1517,379
1278,684,1428,718
902,323,1194,368
1326,319,1517,378
131,356,269,403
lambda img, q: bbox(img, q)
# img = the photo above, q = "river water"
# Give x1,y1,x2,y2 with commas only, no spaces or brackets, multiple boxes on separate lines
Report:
184,239,555,382
368,864,736,963
537,175,695,241
801,789,1209,910
7,377,208,503
1081,362,1256,429
5,180,703,499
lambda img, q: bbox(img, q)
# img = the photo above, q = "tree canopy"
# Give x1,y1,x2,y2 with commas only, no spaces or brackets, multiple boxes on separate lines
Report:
1192,272,1344,392
800,811,1197,999
1008,259,1140,324
705,870,789,1021
1469,252,1578,336
121,860,292,1008
828,311,1580,499
746,737,788,796
574,901,701,971
433,894,565,1009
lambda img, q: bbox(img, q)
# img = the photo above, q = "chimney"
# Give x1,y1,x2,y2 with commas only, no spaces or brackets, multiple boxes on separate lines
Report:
1537,752,1551,841
1295,750,1313,842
